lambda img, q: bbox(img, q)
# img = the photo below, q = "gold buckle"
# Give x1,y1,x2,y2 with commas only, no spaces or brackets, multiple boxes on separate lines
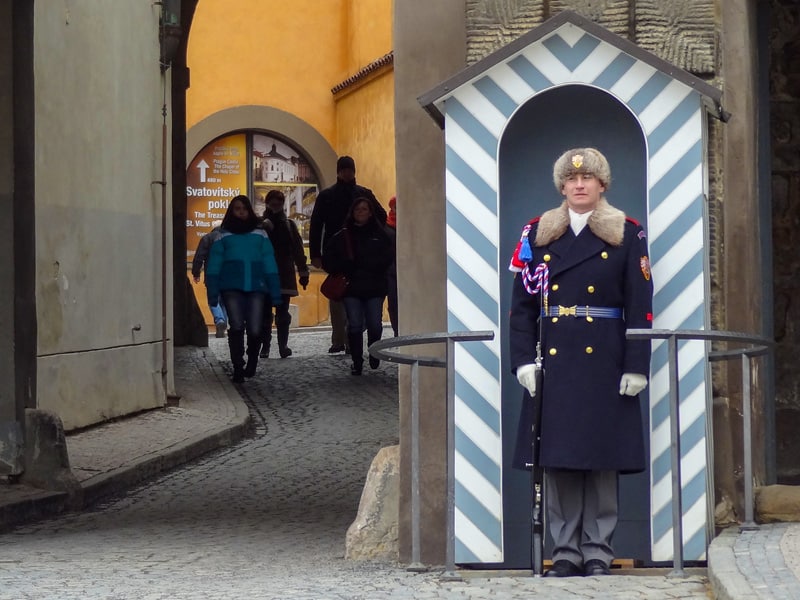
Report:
557,305,577,317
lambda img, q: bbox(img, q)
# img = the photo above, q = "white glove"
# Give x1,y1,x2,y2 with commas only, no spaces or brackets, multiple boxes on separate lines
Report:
619,373,648,396
516,363,538,396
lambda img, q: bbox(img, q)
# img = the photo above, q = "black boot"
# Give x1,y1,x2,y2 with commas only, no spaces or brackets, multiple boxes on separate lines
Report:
259,306,272,358
228,330,246,383
348,332,364,375
367,331,381,369
276,310,292,358
244,334,261,378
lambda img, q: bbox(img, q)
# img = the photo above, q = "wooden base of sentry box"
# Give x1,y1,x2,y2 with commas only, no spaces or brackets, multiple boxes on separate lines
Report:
543,559,636,569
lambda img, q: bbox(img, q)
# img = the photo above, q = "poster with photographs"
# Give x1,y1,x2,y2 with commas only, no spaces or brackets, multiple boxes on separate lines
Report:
252,134,319,243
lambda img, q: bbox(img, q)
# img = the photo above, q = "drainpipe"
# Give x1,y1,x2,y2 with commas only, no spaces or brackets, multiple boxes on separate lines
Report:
151,95,169,402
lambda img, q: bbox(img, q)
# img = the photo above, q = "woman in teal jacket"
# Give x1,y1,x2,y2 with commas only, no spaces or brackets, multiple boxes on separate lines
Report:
206,195,282,382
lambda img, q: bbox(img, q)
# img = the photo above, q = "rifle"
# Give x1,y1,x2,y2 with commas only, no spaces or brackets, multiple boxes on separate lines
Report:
527,342,545,575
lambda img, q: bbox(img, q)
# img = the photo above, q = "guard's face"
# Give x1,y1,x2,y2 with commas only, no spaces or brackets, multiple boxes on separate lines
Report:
561,172,605,213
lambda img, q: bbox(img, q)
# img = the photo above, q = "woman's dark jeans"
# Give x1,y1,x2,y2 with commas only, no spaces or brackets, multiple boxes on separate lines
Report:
222,290,266,338
343,296,384,367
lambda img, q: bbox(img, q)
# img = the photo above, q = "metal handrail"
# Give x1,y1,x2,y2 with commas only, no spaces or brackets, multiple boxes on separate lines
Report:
370,330,495,578
626,328,774,577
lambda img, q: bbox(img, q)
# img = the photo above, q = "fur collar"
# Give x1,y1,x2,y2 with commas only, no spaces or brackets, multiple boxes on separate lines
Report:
534,198,626,247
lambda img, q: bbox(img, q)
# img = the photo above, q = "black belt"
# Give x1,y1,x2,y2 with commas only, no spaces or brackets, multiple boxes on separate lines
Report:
541,305,623,319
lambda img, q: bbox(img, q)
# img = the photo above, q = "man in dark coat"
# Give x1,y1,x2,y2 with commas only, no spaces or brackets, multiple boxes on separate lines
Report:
309,156,386,353
508,147,653,578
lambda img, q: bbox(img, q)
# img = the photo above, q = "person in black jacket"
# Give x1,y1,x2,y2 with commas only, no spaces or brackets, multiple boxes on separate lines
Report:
323,197,393,376
309,156,387,354
260,190,310,359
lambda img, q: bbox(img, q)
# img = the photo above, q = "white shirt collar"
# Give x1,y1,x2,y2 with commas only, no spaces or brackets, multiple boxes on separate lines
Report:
569,208,593,235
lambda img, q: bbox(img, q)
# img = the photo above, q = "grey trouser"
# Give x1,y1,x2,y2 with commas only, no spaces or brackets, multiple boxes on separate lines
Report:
329,299,348,346
545,468,618,567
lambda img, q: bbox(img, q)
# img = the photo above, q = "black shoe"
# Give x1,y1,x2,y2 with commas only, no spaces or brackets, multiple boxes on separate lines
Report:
259,346,269,359
244,360,258,378
279,346,293,358
328,344,345,354
583,559,610,576
544,560,582,578
351,362,363,376
232,369,245,384
369,356,380,369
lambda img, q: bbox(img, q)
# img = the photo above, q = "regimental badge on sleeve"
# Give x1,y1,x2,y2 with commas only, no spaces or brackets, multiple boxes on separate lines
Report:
640,256,651,281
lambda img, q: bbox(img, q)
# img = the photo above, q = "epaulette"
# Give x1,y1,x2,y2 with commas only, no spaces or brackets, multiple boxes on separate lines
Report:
508,217,541,272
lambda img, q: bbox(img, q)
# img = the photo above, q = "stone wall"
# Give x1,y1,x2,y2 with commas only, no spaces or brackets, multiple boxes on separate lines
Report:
466,0,716,76
770,0,800,483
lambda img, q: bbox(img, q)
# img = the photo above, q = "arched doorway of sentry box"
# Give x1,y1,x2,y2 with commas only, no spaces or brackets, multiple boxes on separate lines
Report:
498,84,648,567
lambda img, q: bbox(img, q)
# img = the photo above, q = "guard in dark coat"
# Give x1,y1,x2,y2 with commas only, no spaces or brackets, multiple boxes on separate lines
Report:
508,148,653,578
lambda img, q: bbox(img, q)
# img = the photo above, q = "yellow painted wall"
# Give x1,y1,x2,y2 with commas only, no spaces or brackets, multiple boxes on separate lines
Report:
187,0,395,327
335,70,396,206
187,0,348,143
345,0,393,71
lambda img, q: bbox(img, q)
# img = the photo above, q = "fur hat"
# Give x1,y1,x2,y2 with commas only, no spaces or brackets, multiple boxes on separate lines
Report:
337,155,356,172
552,147,611,191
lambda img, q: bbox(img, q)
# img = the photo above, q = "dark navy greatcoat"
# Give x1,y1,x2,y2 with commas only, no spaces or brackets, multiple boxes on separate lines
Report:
509,203,653,473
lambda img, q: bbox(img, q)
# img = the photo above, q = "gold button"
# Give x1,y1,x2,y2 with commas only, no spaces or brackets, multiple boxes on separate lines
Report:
551,317,558,323
549,348,557,356
585,346,593,354
601,251,608,259
587,285,595,293
543,254,551,262
586,316,594,323
552,284,559,291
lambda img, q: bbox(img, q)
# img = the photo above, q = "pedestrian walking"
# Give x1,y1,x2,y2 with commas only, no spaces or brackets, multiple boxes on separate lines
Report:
386,195,398,337
508,147,654,577
260,190,309,359
192,219,228,337
206,195,282,383
309,156,386,354
323,197,393,376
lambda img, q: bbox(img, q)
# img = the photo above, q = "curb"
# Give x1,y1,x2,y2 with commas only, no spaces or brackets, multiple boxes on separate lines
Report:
0,489,69,532
79,413,251,508
0,348,251,532
707,526,754,600
79,354,252,507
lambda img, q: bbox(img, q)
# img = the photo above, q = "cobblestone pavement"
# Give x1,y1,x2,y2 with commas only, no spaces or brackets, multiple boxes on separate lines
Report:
0,330,714,599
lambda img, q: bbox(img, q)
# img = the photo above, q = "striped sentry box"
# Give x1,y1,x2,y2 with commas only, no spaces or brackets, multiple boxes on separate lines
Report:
422,11,723,564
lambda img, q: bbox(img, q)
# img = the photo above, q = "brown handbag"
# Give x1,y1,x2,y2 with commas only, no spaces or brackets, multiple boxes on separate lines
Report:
320,228,354,301
320,272,349,300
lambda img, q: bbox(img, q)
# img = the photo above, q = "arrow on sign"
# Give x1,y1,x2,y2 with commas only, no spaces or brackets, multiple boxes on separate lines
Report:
197,159,209,183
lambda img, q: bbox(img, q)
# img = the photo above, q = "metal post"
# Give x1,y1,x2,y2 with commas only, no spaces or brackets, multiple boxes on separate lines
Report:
626,329,773,566
367,331,495,575
740,354,758,531
667,334,686,578
407,361,427,570
442,337,461,581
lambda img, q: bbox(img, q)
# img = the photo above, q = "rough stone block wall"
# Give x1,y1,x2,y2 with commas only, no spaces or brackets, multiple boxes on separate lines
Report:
634,1,716,76
466,1,717,77
466,0,546,65
551,0,629,35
